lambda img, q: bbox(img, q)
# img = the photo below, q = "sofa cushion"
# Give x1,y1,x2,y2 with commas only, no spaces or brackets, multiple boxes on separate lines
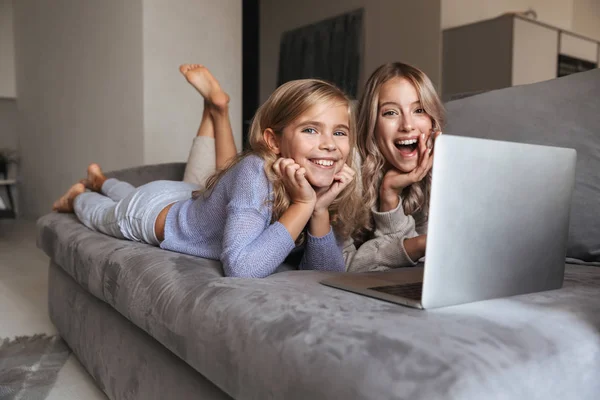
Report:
445,69,600,263
38,212,600,400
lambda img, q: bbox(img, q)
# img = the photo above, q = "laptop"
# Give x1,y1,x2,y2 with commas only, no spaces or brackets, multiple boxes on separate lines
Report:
321,134,577,309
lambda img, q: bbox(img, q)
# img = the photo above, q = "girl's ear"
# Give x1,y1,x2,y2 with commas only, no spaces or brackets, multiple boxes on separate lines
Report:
263,128,281,154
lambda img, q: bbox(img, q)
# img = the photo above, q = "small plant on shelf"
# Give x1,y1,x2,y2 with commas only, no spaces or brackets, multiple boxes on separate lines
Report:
0,148,19,176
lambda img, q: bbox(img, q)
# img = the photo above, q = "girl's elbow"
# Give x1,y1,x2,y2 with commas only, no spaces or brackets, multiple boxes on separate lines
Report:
223,265,254,278
329,263,346,273
222,261,268,278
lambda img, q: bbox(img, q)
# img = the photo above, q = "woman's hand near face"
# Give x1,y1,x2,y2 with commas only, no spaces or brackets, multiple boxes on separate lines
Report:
379,131,441,212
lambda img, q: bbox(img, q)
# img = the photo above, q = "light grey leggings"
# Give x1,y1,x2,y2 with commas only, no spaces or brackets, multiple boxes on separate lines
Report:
183,136,216,187
73,179,198,245
74,137,215,245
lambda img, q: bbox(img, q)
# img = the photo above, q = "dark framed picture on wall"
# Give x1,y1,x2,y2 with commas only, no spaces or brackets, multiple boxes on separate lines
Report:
277,9,364,99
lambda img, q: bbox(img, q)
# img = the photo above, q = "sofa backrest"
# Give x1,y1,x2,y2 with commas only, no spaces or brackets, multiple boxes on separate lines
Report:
105,162,186,187
444,69,600,263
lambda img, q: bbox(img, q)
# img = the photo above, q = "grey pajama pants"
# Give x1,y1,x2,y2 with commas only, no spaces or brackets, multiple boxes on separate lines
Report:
73,137,216,245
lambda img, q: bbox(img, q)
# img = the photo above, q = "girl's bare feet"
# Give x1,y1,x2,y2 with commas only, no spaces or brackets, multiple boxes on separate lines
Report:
80,163,107,193
179,64,230,112
52,183,86,213
180,63,237,170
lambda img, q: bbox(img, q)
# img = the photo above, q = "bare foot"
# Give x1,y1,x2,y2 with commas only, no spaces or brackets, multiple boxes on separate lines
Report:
80,163,107,192
52,183,86,213
179,64,230,112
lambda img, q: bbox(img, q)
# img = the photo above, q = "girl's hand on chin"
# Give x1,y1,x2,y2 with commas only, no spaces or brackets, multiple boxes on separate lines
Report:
272,158,316,206
314,164,355,214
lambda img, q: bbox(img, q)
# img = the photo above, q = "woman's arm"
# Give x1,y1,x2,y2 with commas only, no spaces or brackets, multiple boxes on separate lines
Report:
403,234,427,261
347,199,423,273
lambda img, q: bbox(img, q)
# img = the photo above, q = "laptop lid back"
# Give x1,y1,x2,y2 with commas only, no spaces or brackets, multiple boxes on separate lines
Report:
422,135,576,309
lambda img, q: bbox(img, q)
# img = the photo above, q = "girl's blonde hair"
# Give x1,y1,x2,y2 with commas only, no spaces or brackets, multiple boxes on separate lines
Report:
357,62,445,231
199,78,366,241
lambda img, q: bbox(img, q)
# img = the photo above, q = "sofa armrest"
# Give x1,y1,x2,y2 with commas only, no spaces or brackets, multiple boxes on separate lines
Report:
104,162,186,187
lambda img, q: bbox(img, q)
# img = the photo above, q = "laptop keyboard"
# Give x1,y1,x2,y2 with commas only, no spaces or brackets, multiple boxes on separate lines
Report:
368,282,423,301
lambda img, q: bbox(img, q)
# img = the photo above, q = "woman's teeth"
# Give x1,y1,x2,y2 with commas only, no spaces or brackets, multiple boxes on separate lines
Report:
396,138,418,146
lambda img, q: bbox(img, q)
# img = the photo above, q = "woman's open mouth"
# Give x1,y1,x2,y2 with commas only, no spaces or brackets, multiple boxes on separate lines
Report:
394,138,418,156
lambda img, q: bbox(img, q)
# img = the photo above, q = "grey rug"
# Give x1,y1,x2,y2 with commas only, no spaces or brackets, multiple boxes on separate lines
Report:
0,334,71,400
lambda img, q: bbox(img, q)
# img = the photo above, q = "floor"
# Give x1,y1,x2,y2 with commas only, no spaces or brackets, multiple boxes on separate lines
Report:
0,218,107,399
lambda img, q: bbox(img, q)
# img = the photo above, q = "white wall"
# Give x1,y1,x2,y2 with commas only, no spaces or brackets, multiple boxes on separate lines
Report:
0,0,16,97
260,0,442,102
442,0,574,30
142,0,242,164
13,0,145,218
572,0,600,41
12,0,243,218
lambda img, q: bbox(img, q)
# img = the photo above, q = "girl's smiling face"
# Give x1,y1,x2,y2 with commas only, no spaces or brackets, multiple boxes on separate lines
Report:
375,77,433,173
269,100,351,189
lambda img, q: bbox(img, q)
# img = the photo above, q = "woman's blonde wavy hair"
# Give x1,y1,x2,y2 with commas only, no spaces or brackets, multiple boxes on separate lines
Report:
357,62,445,231
198,78,366,242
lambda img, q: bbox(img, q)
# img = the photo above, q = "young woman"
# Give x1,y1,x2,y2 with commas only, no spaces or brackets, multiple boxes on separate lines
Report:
347,62,444,272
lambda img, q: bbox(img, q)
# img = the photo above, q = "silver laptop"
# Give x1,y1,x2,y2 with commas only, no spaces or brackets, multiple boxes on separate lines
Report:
321,134,577,309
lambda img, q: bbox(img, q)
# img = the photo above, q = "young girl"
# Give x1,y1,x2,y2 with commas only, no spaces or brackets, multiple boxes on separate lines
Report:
53,78,364,278
347,62,445,272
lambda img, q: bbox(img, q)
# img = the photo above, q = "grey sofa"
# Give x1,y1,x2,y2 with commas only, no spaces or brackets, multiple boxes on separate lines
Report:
37,70,600,400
